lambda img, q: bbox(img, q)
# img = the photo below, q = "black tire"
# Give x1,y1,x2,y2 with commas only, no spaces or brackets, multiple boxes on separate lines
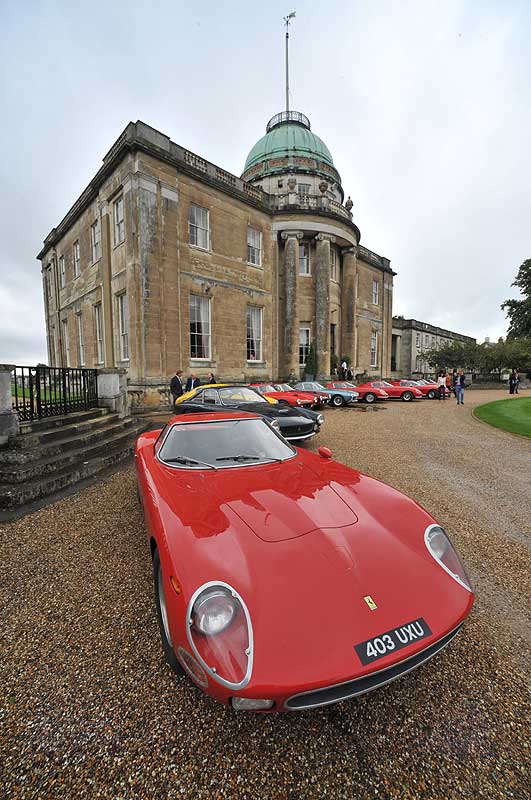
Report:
153,549,183,674
427,389,437,400
364,393,376,404
401,391,414,402
331,395,345,407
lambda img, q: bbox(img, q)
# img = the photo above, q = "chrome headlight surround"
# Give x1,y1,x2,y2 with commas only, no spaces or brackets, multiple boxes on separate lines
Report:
317,413,324,425
186,580,254,690
424,524,472,592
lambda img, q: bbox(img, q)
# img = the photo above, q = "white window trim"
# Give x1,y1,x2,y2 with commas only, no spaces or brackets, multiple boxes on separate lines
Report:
299,243,311,276
247,227,262,267
94,303,104,365
370,331,378,368
91,220,101,263
73,241,80,278
59,255,66,289
117,292,129,361
299,326,311,367
246,305,263,362
113,196,125,247
62,318,70,367
189,204,210,252
330,248,338,282
372,279,379,305
189,294,211,360
76,312,85,366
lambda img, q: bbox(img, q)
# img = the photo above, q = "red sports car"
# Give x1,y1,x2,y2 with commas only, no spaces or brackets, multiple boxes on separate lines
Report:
136,411,474,712
361,381,423,401
327,381,389,404
388,379,447,400
250,383,320,408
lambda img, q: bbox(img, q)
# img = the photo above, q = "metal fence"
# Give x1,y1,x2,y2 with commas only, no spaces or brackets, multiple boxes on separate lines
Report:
11,366,99,422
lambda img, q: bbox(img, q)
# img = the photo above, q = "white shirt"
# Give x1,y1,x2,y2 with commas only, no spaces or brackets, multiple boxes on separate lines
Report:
437,376,446,387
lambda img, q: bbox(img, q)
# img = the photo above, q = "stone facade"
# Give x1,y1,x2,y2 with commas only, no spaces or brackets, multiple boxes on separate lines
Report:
38,120,395,410
392,317,476,376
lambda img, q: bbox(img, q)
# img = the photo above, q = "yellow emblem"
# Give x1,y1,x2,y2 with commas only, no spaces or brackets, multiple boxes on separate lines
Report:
363,595,378,611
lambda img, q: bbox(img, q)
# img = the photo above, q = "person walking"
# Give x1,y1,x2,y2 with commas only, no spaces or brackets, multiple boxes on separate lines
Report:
340,359,347,380
169,369,184,410
437,371,447,400
185,373,201,392
455,372,466,405
509,369,518,394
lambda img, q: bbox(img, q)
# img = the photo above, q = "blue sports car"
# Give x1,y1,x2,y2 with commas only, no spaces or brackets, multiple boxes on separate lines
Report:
293,381,358,408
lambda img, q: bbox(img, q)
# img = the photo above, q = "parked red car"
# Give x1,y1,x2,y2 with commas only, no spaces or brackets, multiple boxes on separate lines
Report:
273,383,329,407
251,383,320,408
361,381,423,401
327,381,389,404
136,410,474,712
388,380,449,400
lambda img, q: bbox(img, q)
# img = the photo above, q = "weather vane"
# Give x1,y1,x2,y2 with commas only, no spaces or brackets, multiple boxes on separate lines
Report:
283,12,296,112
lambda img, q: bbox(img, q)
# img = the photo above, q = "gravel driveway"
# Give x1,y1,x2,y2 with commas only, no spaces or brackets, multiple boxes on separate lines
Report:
1,389,529,800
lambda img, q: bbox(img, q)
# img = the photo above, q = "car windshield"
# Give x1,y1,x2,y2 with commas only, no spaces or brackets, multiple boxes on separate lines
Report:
256,384,276,394
274,383,294,392
218,387,263,404
159,418,295,468
381,381,394,387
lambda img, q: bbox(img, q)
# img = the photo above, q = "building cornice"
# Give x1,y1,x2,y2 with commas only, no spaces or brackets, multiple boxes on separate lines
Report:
37,120,360,261
357,244,396,276
392,317,476,343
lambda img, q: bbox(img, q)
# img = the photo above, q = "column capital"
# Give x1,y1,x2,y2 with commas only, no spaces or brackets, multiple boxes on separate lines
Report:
315,233,336,244
281,230,303,241
341,246,357,256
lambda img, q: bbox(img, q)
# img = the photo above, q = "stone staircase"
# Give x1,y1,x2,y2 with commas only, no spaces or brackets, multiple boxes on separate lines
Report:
0,408,149,520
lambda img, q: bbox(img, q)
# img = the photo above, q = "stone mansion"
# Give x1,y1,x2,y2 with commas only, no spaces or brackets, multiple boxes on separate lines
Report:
37,113,395,409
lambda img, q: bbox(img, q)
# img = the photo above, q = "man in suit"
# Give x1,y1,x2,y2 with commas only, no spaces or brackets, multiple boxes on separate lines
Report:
185,373,202,392
170,370,184,410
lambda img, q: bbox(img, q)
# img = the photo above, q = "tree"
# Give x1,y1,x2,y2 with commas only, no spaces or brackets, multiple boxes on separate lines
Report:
501,258,531,339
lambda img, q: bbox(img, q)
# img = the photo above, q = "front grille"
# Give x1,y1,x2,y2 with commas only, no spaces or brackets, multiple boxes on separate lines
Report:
286,424,313,436
285,624,463,710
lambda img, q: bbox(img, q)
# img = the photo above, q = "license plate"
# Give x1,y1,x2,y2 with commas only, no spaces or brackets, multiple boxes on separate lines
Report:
354,617,432,666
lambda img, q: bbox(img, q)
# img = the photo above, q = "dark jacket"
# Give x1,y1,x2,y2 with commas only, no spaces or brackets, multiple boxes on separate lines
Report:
170,375,184,398
185,377,202,392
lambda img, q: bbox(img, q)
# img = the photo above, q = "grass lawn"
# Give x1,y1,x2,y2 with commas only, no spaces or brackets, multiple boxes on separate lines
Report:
474,396,531,438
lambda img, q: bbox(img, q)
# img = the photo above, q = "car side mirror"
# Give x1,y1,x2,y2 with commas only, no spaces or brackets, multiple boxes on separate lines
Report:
318,446,332,459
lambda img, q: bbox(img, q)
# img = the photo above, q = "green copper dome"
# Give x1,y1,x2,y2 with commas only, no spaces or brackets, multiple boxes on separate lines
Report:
243,111,334,172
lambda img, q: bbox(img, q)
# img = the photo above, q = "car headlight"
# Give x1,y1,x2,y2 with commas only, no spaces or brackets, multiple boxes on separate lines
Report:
296,399,301,405
317,414,324,425
424,525,472,592
192,587,236,634
270,419,280,431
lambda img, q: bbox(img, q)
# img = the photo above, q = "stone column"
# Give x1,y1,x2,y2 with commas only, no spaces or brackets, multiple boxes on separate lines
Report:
0,365,19,445
341,247,357,368
314,234,335,380
97,368,129,418
280,231,303,380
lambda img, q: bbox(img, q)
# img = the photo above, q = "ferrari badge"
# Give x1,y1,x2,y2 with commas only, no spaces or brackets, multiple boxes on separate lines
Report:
363,595,378,611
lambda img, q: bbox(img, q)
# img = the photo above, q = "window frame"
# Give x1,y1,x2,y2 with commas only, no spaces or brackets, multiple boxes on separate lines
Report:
299,326,311,367
189,294,211,360
113,195,125,246
91,220,101,263
189,204,210,251
330,248,338,282
73,240,80,278
247,226,262,266
370,331,378,367
94,302,104,364
299,243,310,276
246,305,263,362
117,292,129,361
298,183,311,196
76,311,85,366
61,318,70,367
59,255,66,289
372,278,379,305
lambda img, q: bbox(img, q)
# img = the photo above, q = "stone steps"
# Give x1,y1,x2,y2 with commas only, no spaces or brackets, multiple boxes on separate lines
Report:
0,409,151,518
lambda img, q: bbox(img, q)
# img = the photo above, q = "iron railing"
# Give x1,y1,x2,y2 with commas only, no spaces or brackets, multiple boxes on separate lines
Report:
11,366,99,422
266,111,311,132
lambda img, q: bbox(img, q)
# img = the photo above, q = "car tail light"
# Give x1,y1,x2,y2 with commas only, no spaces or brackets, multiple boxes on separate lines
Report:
187,581,254,689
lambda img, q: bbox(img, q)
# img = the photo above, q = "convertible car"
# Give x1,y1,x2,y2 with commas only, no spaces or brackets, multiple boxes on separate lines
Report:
136,411,474,712
173,383,323,441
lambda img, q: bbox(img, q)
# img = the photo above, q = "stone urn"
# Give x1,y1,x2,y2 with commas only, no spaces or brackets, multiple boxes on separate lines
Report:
345,196,353,211
287,176,297,191
319,180,328,195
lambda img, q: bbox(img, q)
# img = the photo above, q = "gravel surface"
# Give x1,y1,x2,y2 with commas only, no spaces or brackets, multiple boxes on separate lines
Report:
1,389,530,800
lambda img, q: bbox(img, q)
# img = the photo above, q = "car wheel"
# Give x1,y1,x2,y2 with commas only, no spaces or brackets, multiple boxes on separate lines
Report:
153,549,183,674
402,391,414,402
427,389,437,399
364,393,376,404
331,395,345,407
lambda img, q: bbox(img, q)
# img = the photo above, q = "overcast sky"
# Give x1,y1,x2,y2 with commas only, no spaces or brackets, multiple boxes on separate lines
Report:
1,0,529,365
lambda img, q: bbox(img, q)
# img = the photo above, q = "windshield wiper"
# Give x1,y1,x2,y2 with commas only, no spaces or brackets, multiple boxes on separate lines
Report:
216,454,282,463
164,456,216,469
